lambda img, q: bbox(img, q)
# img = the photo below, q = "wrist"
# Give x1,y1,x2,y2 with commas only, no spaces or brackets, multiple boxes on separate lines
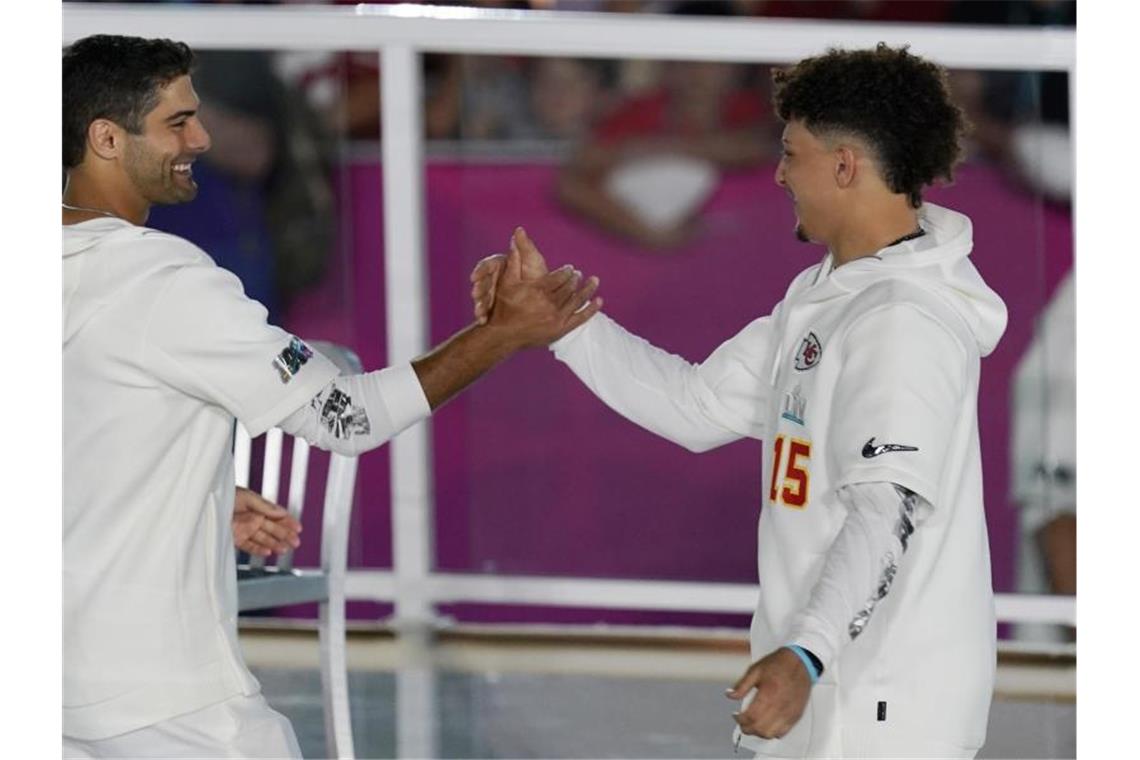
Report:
474,319,529,355
783,644,822,685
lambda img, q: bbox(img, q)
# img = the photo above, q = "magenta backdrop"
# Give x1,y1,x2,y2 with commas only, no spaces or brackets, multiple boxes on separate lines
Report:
281,160,1072,625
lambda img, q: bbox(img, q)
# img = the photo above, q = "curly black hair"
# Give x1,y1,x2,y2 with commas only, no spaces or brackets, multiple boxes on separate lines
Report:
772,43,968,208
63,35,195,170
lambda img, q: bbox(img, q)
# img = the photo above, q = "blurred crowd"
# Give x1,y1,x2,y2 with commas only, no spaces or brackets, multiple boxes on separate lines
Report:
95,0,1075,280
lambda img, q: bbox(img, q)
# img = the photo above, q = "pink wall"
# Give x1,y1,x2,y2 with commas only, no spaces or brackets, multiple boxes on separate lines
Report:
282,159,1072,624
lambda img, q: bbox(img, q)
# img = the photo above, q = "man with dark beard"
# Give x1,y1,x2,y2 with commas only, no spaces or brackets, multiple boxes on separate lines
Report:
63,34,601,758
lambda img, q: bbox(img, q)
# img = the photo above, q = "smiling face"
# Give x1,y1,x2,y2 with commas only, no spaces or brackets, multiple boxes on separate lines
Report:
774,120,842,245
121,74,211,206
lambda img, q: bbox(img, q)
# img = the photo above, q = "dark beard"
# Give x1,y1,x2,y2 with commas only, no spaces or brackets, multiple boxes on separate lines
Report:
794,223,810,243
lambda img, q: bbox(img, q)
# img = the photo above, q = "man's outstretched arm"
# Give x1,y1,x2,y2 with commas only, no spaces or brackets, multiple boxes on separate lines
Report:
413,245,600,410
279,236,601,456
470,229,773,451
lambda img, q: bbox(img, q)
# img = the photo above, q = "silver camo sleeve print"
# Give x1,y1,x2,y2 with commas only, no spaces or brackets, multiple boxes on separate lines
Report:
311,383,372,439
848,485,919,640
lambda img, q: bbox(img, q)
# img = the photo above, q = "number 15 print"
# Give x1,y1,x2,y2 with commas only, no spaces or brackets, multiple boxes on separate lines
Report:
769,434,811,508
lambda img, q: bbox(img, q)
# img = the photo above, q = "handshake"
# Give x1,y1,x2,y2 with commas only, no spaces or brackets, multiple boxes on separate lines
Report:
468,227,603,347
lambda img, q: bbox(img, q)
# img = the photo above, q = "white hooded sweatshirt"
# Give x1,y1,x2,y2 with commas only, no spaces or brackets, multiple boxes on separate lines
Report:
551,203,1007,757
63,218,341,740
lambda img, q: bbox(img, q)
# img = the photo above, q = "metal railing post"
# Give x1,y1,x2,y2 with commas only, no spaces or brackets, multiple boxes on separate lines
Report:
381,45,436,629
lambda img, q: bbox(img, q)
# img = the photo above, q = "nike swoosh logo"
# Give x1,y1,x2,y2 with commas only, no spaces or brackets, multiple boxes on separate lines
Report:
862,438,919,458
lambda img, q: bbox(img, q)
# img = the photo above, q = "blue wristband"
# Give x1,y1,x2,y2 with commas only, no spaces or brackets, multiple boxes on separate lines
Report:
784,645,820,684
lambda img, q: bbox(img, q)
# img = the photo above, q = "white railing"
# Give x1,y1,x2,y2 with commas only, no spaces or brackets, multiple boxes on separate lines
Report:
63,2,1077,633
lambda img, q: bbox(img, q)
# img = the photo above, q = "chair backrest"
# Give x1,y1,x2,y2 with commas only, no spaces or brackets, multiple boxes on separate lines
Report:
234,341,362,575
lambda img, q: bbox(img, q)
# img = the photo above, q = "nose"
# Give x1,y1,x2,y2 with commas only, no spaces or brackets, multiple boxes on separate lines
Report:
188,117,211,153
774,159,786,188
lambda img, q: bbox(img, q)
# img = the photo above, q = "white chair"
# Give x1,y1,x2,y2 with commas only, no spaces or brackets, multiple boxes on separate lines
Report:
235,341,361,760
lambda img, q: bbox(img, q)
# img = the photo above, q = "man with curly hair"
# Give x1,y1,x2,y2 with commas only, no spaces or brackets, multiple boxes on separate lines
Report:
473,44,1006,758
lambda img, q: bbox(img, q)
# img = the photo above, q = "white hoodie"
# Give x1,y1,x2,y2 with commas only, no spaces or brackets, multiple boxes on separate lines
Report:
551,203,1007,757
63,218,338,739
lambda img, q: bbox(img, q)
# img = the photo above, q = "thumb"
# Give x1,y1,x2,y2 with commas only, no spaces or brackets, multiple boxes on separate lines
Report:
246,493,289,518
505,231,523,281
514,226,548,276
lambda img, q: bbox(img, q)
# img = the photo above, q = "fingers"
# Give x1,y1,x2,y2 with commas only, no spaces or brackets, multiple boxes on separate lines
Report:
236,538,271,557
245,529,287,556
245,494,291,519
470,254,505,283
235,486,290,518
236,516,300,555
561,275,599,316
471,254,505,324
539,264,576,292
725,653,809,741
258,514,302,544
726,665,762,700
551,268,583,305
560,295,603,335
472,279,498,324
732,691,787,740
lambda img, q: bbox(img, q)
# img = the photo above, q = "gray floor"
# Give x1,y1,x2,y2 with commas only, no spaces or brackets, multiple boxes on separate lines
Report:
253,668,1075,760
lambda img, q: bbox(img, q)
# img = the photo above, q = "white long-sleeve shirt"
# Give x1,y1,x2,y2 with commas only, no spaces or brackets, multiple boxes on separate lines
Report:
64,219,430,740
550,203,1006,757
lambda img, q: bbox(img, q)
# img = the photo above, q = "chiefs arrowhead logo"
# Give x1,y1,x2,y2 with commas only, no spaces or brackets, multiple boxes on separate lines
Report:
794,332,823,371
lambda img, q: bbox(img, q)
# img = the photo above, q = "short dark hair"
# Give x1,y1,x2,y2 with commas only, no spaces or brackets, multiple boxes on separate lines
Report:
62,35,195,169
772,43,968,208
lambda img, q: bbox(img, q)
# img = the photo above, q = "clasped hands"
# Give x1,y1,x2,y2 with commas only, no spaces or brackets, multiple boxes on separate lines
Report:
469,227,600,338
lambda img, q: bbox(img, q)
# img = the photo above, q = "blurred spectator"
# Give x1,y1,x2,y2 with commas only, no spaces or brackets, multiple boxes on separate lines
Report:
556,1,772,249
427,54,608,140
467,56,536,141
272,0,393,140
948,1,1074,203
1010,271,1075,642
528,57,609,139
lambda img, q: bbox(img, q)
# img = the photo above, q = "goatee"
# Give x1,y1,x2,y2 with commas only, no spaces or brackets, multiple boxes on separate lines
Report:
794,224,810,243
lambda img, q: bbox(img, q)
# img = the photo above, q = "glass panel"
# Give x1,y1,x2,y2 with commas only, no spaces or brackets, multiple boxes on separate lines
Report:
427,54,777,623
425,52,1074,635
947,64,1074,642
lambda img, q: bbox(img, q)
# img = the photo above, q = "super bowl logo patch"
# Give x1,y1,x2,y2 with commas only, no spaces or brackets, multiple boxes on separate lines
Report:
794,332,823,371
273,337,313,384
781,387,807,425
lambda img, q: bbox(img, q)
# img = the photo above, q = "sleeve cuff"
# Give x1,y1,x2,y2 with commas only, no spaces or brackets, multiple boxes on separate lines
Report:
788,631,836,678
376,363,432,433
783,645,821,684
549,315,596,355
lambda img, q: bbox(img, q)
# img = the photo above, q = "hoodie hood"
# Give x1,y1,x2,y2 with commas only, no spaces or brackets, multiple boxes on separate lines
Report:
818,203,1008,357
63,218,156,345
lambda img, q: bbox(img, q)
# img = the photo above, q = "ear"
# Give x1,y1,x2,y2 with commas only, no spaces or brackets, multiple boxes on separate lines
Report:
87,118,124,162
834,144,858,189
